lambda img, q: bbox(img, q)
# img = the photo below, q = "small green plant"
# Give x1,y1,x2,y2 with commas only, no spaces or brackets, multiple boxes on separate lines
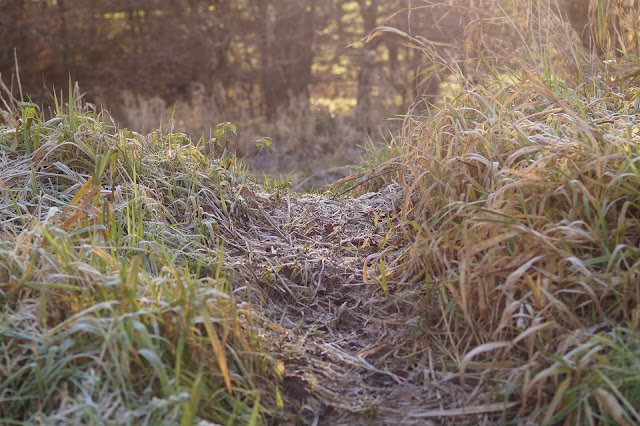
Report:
248,136,273,170
11,101,38,154
214,121,237,152
254,136,272,152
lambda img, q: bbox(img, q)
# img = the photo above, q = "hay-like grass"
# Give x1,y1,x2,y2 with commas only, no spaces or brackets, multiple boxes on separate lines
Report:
370,0,640,423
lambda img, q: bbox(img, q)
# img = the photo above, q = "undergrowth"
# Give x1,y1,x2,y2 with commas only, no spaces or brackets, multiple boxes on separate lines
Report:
121,87,375,186
0,83,280,424
362,0,640,423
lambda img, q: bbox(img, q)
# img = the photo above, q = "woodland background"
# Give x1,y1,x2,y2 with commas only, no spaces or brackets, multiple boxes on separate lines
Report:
0,1,595,174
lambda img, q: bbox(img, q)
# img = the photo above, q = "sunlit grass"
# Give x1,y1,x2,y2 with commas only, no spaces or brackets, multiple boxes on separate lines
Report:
370,0,640,423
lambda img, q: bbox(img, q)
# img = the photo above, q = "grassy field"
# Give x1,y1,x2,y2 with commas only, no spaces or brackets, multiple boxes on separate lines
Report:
2,0,640,424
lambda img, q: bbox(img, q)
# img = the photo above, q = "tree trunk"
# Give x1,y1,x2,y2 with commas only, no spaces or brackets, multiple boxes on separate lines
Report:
355,0,379,132
59,0,69,73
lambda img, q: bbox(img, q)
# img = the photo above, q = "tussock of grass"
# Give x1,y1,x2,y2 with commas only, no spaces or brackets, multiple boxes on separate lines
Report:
380,0,640,423
0,88,279,423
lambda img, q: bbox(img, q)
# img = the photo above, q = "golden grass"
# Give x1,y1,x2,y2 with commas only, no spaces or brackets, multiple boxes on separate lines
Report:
370,0,640,422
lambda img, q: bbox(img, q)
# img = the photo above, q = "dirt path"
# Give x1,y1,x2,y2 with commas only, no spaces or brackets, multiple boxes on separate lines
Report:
219,184,505,425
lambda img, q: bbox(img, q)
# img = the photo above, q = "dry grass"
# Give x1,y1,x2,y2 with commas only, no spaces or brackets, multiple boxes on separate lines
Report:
361,0,640,423
119,84,393,188
0,79,440,424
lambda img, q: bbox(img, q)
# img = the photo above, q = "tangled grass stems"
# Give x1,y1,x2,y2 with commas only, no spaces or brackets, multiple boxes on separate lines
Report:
0,88,280,424
372,1,640,423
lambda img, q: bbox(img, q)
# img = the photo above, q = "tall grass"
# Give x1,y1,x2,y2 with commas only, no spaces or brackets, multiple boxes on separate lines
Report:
0,85,280,424
369,0,640,422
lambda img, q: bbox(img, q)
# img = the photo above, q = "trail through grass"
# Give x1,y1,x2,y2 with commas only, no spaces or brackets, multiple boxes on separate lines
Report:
3,1,640,424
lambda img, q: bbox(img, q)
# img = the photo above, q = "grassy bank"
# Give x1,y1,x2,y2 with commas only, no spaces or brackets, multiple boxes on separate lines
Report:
0,87,281,423
373,1,640,423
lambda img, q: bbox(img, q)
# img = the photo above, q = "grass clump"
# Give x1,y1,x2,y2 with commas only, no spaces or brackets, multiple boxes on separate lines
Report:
0,85,280,424
396,73,640,422
351,0,640,423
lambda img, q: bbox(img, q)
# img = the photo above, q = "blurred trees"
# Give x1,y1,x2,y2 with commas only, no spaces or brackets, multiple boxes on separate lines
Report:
0,0,605,127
